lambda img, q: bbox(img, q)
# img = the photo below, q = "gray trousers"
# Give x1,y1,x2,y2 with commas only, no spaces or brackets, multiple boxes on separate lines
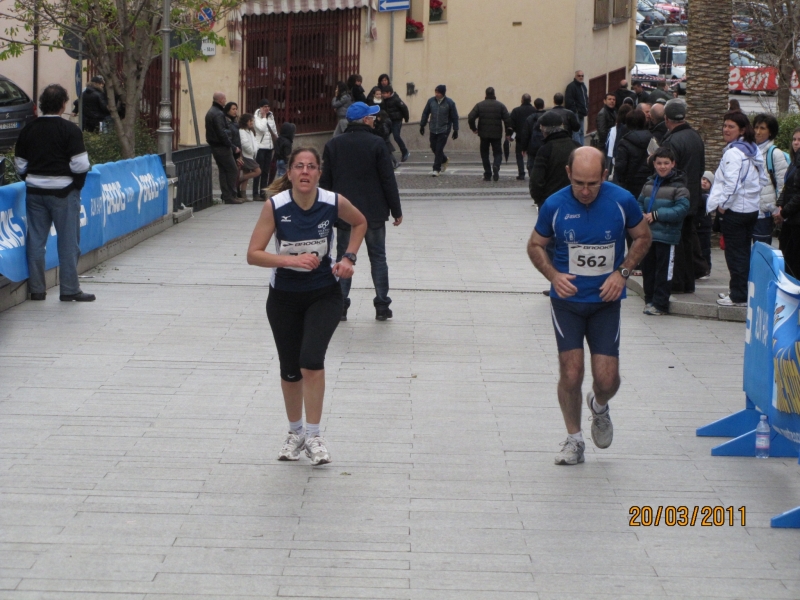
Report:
211,145,238,202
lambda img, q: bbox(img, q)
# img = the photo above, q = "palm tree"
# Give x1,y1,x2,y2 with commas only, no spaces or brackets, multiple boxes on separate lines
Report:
685,0,733,166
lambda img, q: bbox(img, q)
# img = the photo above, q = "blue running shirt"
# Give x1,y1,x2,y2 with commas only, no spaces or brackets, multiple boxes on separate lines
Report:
534,182,643,303
270,188,338,291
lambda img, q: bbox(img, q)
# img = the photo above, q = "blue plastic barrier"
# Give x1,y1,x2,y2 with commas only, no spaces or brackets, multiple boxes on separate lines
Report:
697,242,800,528
0,155,168,282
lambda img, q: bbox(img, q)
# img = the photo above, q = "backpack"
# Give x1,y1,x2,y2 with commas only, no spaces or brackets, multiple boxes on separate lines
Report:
767,144,791,192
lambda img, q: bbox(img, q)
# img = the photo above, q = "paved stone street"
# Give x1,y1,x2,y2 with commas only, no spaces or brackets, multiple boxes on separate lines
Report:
1,178,799,598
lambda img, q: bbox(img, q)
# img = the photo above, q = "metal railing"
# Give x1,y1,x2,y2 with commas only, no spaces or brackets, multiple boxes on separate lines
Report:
162,146,213,212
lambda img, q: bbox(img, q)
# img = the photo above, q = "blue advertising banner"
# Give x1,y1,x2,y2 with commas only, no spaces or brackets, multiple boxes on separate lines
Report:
0,155,167,282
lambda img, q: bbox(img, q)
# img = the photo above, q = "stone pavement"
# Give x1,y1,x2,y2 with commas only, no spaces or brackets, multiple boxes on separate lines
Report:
1,189,799,599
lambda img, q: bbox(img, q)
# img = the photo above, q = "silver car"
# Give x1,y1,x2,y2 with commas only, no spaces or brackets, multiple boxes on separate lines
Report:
0,75,36,151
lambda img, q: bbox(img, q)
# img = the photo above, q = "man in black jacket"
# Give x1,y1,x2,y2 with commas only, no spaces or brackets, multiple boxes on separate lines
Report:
520,98,548,176
320,102,403,321
529,111,581,207
551,93,581,136
632,82,649,105
565,71,589,145
79,76,111,133
596,93,617,150
381,86,411,162
510,94,536,180
614,80,637,109
468,87,513,182
660,99,708,291
205,92,241,204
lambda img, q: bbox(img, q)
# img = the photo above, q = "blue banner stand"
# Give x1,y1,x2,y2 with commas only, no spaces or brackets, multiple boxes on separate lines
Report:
771,506,800,528
709,427,799,457
696,397,761,439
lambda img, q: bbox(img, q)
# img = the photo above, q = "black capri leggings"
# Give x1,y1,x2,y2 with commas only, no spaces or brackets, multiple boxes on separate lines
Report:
266,283,343,381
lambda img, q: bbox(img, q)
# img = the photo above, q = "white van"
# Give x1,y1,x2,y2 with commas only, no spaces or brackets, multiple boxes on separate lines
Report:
631,40,659,79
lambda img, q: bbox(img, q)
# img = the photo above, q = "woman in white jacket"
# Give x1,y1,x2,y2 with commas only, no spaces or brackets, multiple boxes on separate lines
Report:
707,111,769,307
237,113,262,200
253,99,278,199
753,113,789,246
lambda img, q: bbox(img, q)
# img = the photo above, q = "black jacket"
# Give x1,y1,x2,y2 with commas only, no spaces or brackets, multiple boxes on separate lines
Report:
226,115,241,151
205,102,232,148
778,156,800,221
529,130,580,206
596,106,617,147
565,79,589,118
661,122,706,214
510,103,536,145
468,97,512,139
647,89,673,105
615,88,637,109
320,122,402,229
350,84,367,104
613,129,653,200
650,120,668,144
382,94,409,124
520,109,547,156
274,122,295,162
551,105,581,133
80,85,111,130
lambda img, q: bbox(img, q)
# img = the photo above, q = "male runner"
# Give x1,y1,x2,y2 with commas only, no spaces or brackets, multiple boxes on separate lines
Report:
527,147,651,465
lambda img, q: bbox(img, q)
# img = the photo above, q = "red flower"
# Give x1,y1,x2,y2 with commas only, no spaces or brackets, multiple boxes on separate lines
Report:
430,0,445,10
405,18,424,33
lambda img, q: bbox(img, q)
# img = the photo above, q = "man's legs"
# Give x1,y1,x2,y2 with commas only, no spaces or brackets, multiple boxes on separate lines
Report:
589,354,621,407
211,145,238,203
695,213,712,272
573,118,585,145
430,131,448,172
335,227,353,316
490,138,502,178
364,225,391,310
392,120,409,158
515,143,525,178
25,193,52,295
479,137,491,179
253,148,273,196
49,190,83,296
557,349,585,435
652,243,675,313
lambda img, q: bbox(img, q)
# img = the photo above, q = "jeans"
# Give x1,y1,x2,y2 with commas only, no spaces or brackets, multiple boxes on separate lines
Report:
211,145,238,202
479,137,502,177
642,242,675,312
26,190,82,296
573,117,585,145
430,131,449,172
336,225,391,308
753,215,774,246
276,160,287,179
253,148,273,195
391,121,408,157
515,143,525,177
721,210,758,303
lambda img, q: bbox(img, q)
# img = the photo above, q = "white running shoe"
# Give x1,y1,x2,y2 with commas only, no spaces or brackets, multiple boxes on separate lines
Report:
555,437,585,465
430,170,440,177
718,291,729,299
717,296,747,307
305,435,332,465
278,430,306,461
586,392,613,449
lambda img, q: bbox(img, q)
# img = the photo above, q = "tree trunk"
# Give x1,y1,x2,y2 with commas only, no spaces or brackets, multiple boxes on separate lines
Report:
685,0,732,167
778,58,792,115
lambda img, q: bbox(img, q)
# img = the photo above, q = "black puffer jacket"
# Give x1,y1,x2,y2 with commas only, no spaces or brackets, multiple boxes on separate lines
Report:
510,102,536,144
613,128,653,200
382,93,409,124
467,95,512,139
661,122,706,214
205,102,233,148
319,122,402,229
650,120,667,144
274,122,295,162
226,115,241,151
520,109,547,155
565,79,589,118
778,155,800,221
596,106,617,147
529,130,580,206
81,85,110,128
551,106,580,133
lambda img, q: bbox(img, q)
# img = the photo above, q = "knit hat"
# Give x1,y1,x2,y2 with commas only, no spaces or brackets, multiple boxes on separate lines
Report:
665,99,687,121
435,84,446,95
259,98,270,107
539,111,564,128
702,171,715,187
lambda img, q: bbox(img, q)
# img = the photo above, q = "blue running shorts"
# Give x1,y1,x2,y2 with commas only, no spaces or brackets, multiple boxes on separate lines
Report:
549,297,621,357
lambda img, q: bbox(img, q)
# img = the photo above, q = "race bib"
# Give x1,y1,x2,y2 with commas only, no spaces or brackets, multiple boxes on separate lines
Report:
568,243,615,276
278,238,328,272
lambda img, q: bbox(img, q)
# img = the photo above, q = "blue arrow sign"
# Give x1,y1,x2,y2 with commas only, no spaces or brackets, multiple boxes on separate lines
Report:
379,0,410,11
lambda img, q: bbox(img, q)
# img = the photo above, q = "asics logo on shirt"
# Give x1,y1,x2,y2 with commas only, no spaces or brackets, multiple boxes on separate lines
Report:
281,215,291,222
564,214,581,220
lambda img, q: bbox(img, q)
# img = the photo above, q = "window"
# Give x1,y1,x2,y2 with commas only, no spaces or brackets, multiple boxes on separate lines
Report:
594,0,611,26
613,0,631,20
0,80,29,107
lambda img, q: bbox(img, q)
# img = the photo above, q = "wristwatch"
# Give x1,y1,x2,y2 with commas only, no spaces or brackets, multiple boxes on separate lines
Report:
618,266,630,279
342,252,357,265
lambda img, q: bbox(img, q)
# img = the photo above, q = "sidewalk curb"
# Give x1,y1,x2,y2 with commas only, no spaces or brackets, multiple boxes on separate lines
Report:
626,277,747,322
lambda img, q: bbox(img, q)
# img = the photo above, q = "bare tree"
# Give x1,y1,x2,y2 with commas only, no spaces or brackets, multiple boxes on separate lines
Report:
0,0,234,157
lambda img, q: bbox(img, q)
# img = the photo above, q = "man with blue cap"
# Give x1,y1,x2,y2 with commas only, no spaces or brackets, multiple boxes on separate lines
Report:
320,102,403,322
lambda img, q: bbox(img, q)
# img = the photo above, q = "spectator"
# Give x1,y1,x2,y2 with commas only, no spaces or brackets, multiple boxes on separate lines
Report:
15,83,94,302
332,81,353,137
637,146,690,315
205,91,241,204
632,82,649,105
320,102,403,322
550,93,581,136
638,102,652,124
468,87,513,182
520,98,548,176
347,74,367,104
366,73,391,105
77,76,110,133
381,85,411,162
529,110,581,207
647,80,673,105
607,103,633,176
698,171,714,274
237,113,262,200
614,79,637,109
640,15,653,32
253,99,279,199
420,84,459,177
649,103,668,144
728,99,743,113
661,99,708,290
565,70,589,144
596,93,617,151
707,111,768,307
510,94,537,180
776,127,800,277
753,113,788,246
273,122,296,179
374,110,398,169
614,109,653,201
224,102,244,199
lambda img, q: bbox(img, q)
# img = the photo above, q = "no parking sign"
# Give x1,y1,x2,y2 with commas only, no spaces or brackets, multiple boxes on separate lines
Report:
197,5,215,30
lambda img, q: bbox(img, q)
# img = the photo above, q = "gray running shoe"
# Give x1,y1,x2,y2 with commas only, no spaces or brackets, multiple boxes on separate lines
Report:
555,437,585,465
643,305,666,316
586,392,613,449
441,158,449,172
305,435,332,465
278,430,306,461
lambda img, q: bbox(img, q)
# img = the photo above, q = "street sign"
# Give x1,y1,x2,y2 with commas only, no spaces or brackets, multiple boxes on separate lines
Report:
197,6,215,29
201,39,216,56
378,0,410,11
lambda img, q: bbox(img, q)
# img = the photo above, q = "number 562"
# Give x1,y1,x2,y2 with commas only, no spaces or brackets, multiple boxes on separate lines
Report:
576,255,606,267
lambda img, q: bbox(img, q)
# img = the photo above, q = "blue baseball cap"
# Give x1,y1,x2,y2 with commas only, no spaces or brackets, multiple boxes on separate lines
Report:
346,102,380,121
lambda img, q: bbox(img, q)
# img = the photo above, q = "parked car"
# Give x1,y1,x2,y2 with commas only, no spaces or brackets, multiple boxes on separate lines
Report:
0,75,36,151
659,47,772,94
637,24,686,50
631,40,660,79
663,31,687,47
637,0,667,24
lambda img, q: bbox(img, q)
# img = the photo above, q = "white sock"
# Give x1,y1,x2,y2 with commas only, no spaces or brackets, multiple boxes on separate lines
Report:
592,396,609,414
289,419,304,435
306,422,320,438
568,431,584,444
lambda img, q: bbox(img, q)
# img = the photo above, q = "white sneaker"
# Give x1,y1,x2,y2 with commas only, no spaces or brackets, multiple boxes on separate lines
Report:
718,291,729,299
717,296,746,307
555,437,585,465
305,435,332,465
278,430,306,461
430,170,440,177
586,392,613,449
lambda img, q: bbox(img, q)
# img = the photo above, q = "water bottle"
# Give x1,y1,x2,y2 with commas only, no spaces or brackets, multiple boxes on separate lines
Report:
755,415,770,459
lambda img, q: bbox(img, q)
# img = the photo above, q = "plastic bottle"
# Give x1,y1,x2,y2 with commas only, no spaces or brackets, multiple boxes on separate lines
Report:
755,415,770,459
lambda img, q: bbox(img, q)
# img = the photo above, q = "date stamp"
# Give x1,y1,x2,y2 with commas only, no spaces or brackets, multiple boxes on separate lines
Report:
629,506,746,527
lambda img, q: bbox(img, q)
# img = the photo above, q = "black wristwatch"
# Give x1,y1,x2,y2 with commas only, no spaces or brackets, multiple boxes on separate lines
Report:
342,252,357,265
617,266,630,279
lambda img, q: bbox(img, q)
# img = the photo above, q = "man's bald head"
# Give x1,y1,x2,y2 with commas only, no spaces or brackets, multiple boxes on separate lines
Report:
568,146,605,175
213,91,226,105
650,103,665,124
567,147,607,204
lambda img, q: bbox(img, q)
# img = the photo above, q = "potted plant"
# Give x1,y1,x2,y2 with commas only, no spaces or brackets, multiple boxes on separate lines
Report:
429,0,445,21
406,18,424,38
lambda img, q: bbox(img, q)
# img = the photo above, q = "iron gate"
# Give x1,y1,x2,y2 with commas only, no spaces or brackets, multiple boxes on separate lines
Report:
240,8,361,133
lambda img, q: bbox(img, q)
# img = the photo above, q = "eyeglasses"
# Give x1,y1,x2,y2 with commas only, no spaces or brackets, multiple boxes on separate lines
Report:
576,74,585,78
292,163,319,172
571,182,602,191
